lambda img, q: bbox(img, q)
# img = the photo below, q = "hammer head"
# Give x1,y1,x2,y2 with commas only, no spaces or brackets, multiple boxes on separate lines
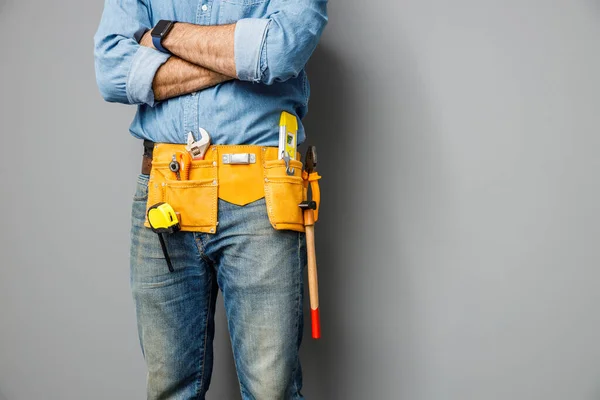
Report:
299,201,317,210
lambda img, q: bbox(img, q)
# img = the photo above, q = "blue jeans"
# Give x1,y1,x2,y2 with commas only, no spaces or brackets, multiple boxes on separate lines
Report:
130,174,306,399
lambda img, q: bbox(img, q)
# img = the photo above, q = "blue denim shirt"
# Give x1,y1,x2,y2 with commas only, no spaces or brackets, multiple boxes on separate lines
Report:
94,0,328,146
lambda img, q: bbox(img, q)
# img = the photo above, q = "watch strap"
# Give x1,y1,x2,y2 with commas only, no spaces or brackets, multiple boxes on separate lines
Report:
152,36,170,54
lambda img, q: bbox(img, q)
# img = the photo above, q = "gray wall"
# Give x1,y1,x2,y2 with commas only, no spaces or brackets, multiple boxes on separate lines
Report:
1,0,599,399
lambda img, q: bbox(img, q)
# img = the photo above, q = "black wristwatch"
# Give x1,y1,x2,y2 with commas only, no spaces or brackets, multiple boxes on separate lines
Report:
151,20,176,54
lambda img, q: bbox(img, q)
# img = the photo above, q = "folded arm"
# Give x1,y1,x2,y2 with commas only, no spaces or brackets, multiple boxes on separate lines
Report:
157,0,328,85
94,0,230,105
160,23,238,79
137,33,231,101
94,0,328,105
152,57,231,101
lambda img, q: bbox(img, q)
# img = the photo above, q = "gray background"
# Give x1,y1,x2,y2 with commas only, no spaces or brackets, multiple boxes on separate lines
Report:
1,0,599,399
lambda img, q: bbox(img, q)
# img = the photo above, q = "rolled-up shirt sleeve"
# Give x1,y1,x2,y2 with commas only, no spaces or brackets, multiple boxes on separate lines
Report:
94,0,170,106
234,0,328,85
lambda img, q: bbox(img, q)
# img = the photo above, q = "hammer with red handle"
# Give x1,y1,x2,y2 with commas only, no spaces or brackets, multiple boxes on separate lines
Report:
300,146,322,339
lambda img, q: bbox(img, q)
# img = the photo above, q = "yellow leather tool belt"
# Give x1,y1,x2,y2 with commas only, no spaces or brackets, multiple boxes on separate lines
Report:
144,143,306,233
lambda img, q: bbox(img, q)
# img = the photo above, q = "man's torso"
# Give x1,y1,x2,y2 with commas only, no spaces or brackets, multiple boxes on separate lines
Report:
130,0,310,146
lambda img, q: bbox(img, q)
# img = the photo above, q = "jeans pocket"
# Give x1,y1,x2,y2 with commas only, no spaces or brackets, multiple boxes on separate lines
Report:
133,174,149,202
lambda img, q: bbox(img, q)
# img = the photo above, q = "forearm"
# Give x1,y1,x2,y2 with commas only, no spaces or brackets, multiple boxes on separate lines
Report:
162,22,237,78
153,56,232,101
138,30,232,101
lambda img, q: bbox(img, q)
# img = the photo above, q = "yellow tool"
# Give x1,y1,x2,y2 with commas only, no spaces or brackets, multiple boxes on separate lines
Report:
147,202,180,272
148,203,180,233
278,111,298,162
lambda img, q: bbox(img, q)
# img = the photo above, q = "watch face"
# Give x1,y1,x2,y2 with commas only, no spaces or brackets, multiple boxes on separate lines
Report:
152,20,172,38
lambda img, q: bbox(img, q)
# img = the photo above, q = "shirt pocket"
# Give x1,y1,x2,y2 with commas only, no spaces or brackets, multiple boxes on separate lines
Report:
219,0,270,24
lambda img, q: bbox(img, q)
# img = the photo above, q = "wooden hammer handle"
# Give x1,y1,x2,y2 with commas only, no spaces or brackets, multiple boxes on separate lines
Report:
304,209,320,339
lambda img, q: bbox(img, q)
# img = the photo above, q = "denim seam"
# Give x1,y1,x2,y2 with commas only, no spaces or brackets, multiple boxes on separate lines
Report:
302,72,309,107
196,271,215,397
239,385,256,400
222,0,268,5
195,233,218,266
195,0,202,24
125,47,140,104
254,19,271,83
144,0,153,24
291,231,303,397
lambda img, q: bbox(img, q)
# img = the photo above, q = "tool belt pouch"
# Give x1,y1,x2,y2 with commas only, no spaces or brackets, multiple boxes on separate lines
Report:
263,157,306,233
145,144,218,233
144,144,306,233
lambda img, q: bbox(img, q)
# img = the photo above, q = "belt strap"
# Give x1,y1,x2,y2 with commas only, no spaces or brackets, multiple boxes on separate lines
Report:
143,140,154,157
141,140,154,175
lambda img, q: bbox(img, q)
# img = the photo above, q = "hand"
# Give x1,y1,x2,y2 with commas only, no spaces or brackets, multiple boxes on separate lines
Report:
139,29,155,49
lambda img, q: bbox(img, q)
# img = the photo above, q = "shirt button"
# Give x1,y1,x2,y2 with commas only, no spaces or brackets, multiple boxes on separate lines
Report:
201,4,208,11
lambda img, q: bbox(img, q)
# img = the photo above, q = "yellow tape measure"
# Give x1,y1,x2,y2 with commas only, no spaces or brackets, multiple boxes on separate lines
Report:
147,202,180,234
147,202,180,273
